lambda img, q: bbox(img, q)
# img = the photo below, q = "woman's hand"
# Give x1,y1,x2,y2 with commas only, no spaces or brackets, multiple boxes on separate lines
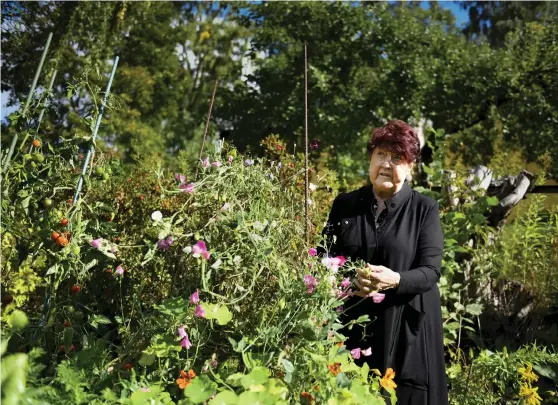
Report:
354,265,400,296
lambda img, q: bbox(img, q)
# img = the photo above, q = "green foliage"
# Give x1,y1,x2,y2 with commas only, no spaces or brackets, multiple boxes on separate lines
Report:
448,345,558,405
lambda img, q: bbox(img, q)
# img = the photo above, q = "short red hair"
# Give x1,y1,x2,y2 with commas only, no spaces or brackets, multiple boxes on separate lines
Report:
367,120,420,164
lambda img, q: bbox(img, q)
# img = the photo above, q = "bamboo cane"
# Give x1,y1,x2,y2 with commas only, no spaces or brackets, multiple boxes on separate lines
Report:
2,32,53,175
73,56,119,204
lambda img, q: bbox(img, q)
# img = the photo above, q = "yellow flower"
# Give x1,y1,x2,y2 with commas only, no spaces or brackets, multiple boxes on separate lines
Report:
519,384,542,405
199,31,210,41
518,363,539,384
380,368,397,391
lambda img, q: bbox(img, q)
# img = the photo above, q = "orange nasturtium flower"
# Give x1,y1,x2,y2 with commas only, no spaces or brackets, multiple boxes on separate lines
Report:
301,391,315,404
380,368,397,390
328,362,342,376
176,369,197,389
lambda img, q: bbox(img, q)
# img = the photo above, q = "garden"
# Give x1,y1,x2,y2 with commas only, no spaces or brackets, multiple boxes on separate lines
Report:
2,2,558,404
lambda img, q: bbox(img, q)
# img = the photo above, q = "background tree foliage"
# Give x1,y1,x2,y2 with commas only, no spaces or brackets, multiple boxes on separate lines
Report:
2,0,557,177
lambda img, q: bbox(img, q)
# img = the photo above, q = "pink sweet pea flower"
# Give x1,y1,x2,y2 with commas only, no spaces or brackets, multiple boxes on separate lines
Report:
91,238,103,249
228,156,233,164
311,139,319,149
362,347,372,356
201,157,210,168
308,248,317,257
351,348,361,360
115,265,124,276
211,161,221,168
321,256,346,273
340,278,351,289
175,173,186,184
191,240,210,259
179,182,195,193
194,304,206,318
189,290,200,305
303,274,318,294
370,292,385,303
178,326,192,349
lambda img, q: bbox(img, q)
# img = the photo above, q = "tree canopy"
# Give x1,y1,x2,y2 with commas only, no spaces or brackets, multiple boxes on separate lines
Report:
2,1,557,177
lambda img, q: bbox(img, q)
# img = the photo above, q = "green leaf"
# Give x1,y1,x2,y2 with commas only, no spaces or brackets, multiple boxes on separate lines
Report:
225,373,244,387
486,196,499,206
184,375,217,404
203,303,233,325
466,303,483,316
138,353,156,366
335,372,351,388
0,354,28,405
209,391,238,405
281,359,294,373
241,366,269,390
89,314,112,329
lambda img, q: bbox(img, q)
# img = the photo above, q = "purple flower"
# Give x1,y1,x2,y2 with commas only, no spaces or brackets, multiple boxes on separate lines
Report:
303,274,318,294
115,265,124,276
157,236,174,251
91,238,103,249
179,182,195,193
308,248,317,257
178,326,187,338
336,306,344,313
244,159,254,166
311,139,319,149
370,292,385,303
277,162,282,169
189,290,200,305
194,304,206,318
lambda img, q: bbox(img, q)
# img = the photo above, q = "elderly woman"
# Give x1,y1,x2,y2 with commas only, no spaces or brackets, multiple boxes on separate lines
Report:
321,120,448,404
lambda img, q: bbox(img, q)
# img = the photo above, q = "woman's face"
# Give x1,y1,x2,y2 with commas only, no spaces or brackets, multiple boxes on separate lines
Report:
369,147,413,194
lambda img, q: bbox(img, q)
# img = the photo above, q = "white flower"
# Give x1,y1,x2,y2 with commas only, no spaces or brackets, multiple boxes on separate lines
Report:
307,199,313,206
309,183,317,192
221,203,231,212
211,259,222,269
183,246,192,254
151,210,163,221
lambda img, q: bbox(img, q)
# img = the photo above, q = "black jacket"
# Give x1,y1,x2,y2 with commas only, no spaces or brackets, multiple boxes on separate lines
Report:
322,182,448,405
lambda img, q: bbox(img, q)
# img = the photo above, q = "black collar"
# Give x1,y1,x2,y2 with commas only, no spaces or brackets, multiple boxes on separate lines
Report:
360,181,412,213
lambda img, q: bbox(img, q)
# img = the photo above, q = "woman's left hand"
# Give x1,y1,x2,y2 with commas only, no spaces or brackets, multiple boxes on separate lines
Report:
355,265,401,294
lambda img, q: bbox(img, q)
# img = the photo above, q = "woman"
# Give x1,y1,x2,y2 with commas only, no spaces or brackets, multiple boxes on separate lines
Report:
321,120,448,404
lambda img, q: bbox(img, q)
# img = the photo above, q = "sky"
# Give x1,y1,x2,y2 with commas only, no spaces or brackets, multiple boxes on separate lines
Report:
1,1,469,122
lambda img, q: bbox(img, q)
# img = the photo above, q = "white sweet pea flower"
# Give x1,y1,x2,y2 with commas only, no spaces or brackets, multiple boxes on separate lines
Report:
183,246,192,254
309,183,317,192
151,210,163,221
